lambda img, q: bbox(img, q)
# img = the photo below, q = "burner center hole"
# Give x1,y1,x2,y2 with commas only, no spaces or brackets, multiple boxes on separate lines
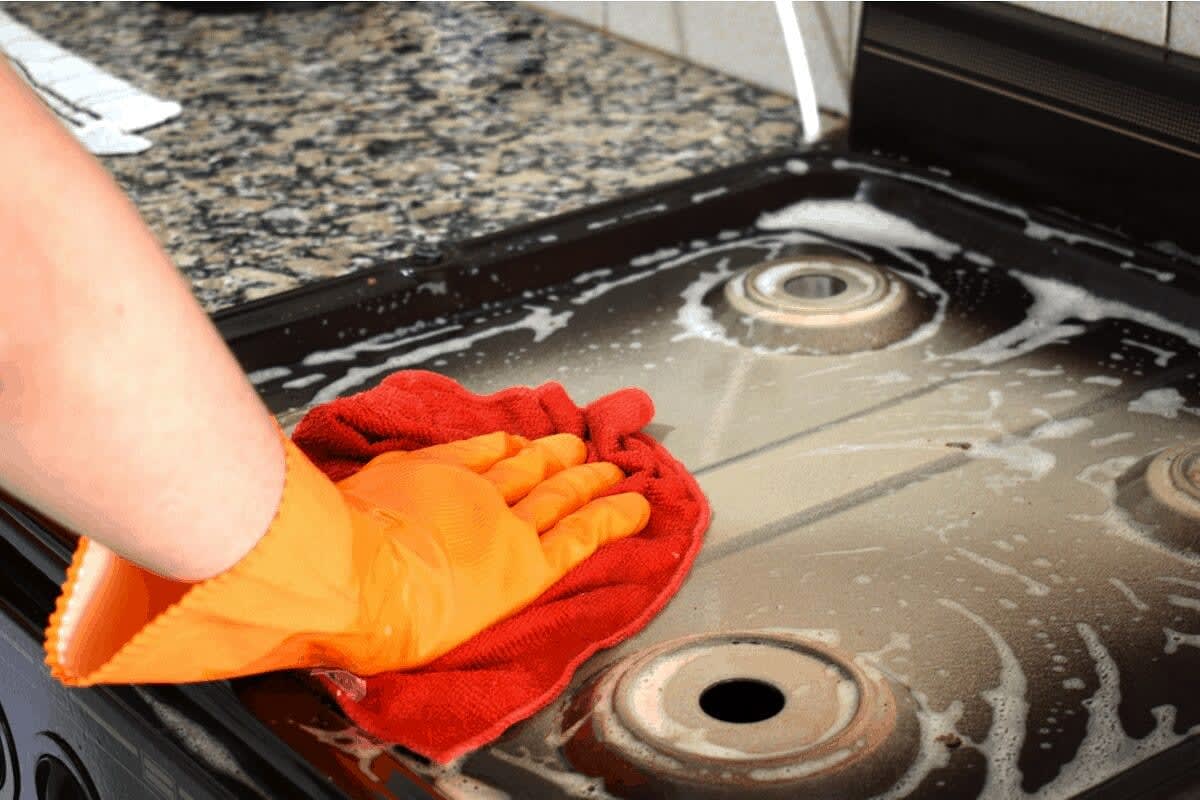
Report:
783,274,848,299
699,678,786,724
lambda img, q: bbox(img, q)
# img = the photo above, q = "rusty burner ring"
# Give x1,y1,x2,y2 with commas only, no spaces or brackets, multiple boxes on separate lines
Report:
560,632,919,799
718,256,929,354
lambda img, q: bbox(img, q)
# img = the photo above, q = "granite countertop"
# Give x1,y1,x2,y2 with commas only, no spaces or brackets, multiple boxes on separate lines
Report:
11,2,814,312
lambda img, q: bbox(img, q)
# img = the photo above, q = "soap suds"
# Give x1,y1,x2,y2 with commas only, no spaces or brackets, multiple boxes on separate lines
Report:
758,199,961,258
309,306,571,404
954,548,1051,596
281,373,326,390
1120,338,1176,366
1107,578,1149,612
951,271,1200,367
1128,388,1195,419
691,187,729,203
140,690,266,796
1033,625,1200,797
247,365,291,384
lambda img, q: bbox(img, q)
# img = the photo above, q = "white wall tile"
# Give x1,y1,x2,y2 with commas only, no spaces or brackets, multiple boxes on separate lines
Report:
1169,1,1200,56
677,1,851,114
608,2,685,56
1012,2,1168,45
529,1,605,29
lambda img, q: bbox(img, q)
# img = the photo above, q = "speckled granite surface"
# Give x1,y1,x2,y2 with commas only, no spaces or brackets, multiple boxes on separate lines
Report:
9,1,811,312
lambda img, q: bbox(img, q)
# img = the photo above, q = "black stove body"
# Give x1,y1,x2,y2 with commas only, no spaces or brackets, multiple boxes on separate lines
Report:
3,4,1200,799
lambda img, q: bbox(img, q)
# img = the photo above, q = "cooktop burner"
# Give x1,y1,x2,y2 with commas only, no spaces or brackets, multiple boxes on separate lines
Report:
229,153,1200,799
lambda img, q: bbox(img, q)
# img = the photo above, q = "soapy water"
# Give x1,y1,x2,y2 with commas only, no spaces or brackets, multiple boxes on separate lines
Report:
1128,387,1196,419
830,158,1138,260
860,603,1200,799
138,689,268,798
253,191,1200,417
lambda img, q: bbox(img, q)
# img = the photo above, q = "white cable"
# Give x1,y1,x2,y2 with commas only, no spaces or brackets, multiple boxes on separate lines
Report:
774,0,822,144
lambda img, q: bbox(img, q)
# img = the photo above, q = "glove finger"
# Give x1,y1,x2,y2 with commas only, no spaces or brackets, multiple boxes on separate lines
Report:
511,461,623,532
482,433,587,504
539,493,651,577
365,431,528,473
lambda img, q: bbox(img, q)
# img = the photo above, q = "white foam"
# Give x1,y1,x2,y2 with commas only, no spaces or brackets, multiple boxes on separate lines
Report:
966,436,1056,490
937,599,1029,798
1074,456,1200,566
302,324,462,366
247,366,291,384
758,199,961,257
1158,576,1200,590
1089,432,1134,448
572,268,613,284
785,159,810,175
1120,261,1175,283
966,251,996,267
490,748,614,798
954,548,1051,596
856,370,913,386
672,260,742,348
809,545,887,558
1121,338,1176,366
1167,594,1200,612
1031,417,1094,440
691,187,729,203
630,247,683,267
866,691,964,800
1128,388,1195,419
417,280,447,295
309,306,571,404
1032,625,1200,797
831,159,1136,258
1163,628,1200,654
951,271,1200,367
139,690,265,795
298,725,385,782
1084,375,1123,386
281,373,326,390
1107,578,1149,612
1062,677,1087,690
1024,223,1135,257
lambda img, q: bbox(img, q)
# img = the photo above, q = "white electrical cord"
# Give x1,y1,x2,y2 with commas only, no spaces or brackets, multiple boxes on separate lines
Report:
774,0,822,144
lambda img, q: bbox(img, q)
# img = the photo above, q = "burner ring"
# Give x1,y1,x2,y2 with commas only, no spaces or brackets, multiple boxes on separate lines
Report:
561,632,919,798
1146,443,1200,518
714,255,931,354
726,257,906,326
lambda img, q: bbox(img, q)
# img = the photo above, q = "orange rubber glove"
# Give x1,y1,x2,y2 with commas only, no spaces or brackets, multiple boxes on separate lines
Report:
45,430,651,686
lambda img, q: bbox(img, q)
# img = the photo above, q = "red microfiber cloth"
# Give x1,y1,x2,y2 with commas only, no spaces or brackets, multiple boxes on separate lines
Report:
291,370,709,763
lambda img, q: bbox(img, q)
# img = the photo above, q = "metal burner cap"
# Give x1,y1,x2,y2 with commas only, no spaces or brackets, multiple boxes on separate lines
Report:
717,256,930,354
727,257,905,324
1146,443,1200,517
562,633,919,799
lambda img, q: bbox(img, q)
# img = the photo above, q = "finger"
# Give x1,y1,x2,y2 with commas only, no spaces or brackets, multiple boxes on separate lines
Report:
539,493,651,577
365,431,528,473
511,461,624,532
481,433,587,504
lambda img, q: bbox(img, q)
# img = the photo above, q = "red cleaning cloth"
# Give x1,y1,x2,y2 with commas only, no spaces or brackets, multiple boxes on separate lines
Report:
291,370,709,763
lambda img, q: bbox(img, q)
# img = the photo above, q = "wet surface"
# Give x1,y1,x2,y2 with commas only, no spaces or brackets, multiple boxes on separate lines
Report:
241,156,1200,798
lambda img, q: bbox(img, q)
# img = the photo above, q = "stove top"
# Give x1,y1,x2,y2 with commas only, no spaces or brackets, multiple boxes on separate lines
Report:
3,4,1200,800
223,152,1200,800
